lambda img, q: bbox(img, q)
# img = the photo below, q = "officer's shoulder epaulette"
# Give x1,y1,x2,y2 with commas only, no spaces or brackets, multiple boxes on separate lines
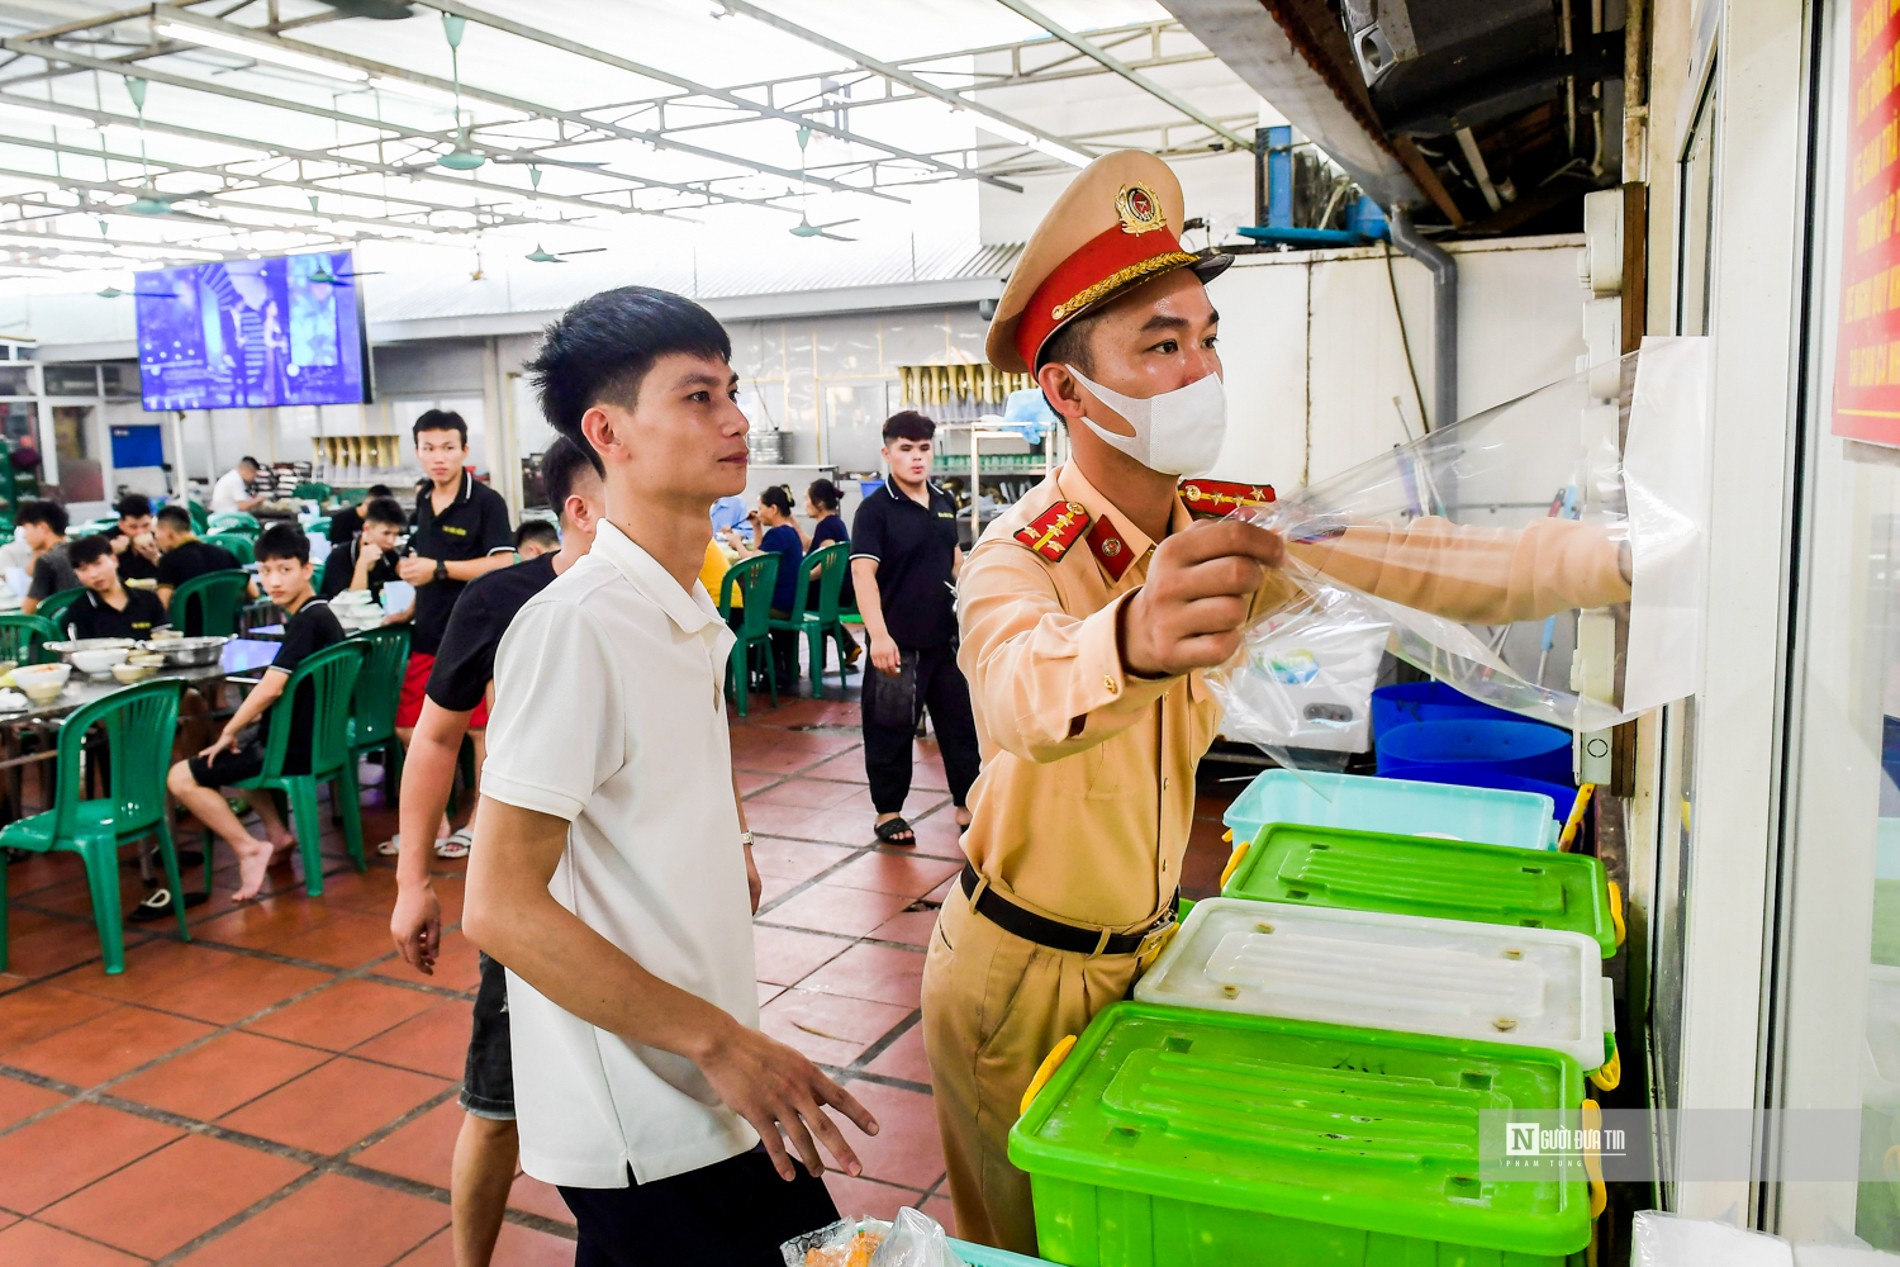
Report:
1011,499,1091,563
1179,478,1276,519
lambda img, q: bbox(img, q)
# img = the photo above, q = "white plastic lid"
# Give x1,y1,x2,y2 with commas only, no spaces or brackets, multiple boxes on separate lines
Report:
1135,898,1612,1069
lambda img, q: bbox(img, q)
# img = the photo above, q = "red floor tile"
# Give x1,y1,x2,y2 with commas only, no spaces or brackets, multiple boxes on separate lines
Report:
0,917,141,981
835,1079,945,1192
507,1173,574,1226
735,771,781,796
901,811,970,860
190,895,336,951
267,910,402,969
374,928,482,993
350,999,474,1079
746,779,863,810
0,1073,66,1131
760,884,914,940
863,1021,934,1087
867,908,940,948
38,1132,310,1259
138,955,334,1026
6,1004,215,1089
0,984,116,1055
751,925,855,987
756,872,802,907
781,808,888,847
244,978,441,1051
796,944,925,1010
393,1221,577,1266
0,1102,182,1213
804,752,872,784
350,1097,464,1188
0,1220,145,1266
172,1172,448,1267
825,853,963,898
822,1172,928,1224
113,1030,331,1121
748,837,854,883
53,939,242,1007
758,981,785,1007
757,988,913,1068
218,1056,450,1156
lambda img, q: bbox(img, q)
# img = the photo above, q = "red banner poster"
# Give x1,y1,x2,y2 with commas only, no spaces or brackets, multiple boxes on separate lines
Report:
1836,0,1900,445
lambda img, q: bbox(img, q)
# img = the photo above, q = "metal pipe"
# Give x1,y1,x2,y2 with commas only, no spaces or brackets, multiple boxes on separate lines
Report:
1386,206,1457,431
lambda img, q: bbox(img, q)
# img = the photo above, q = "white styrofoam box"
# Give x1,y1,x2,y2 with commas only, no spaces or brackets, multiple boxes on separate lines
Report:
1134,897,1612,1069
1633,1213,1793,1267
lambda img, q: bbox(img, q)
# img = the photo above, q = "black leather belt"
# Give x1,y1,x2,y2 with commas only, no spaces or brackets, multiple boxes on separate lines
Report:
959,864,1177,956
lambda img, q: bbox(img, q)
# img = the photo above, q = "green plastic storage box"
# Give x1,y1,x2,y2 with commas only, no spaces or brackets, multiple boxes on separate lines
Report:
1223,823,1620,959
1010,1003,1592,1267
1224,769,1561,851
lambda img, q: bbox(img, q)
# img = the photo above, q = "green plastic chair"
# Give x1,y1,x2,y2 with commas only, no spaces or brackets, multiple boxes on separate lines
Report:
203,532,255,564
186,501,210,533
199,640,367,897
346,626,410,780
717,553,780,717
0,612,61,665
292,482,331,502
207,512,259,535
768,542,856,700
0,680,190,974
32,586,81,634
170,568,251,638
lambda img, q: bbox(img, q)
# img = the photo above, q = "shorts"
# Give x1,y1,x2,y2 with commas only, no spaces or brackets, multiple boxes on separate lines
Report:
399,652,491,730
459,952,514,1120
186,743,268,788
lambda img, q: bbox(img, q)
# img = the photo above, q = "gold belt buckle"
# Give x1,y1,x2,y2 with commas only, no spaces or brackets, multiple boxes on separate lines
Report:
1134,908,1180,972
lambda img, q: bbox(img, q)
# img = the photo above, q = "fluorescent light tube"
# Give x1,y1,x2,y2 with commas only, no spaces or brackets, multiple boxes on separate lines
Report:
0,97,99,129
152,18,370,84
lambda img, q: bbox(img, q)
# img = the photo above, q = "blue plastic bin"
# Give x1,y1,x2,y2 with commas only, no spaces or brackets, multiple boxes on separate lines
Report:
1376,766,1581,826
950,1238,1058,1266
1370,681,1520,739
1376,719,1573,786
1223,768,1559,850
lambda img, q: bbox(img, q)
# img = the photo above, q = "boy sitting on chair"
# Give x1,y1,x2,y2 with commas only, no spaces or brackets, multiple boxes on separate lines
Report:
167,523,344,902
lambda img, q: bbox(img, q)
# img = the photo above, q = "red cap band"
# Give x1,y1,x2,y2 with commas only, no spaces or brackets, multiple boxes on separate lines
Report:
1015,222,1198,373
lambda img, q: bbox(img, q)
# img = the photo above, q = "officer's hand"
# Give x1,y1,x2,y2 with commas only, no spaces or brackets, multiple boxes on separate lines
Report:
870,634,902,677
1122,520,1285,679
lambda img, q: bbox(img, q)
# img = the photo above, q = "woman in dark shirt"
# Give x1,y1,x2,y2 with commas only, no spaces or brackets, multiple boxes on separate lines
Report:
804,478,859,669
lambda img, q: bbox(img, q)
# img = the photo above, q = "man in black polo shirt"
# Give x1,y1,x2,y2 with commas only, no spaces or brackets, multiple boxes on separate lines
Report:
850,411,980,846
319,495,405,602
63,534,165,641
327,483,394,546
386,409,513,850
106,494,160,584
153,505,246,614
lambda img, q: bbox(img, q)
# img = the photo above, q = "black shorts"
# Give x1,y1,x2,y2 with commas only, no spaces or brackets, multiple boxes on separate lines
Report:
558,1149,837,1267
186,743,268,789
459,952,514,1120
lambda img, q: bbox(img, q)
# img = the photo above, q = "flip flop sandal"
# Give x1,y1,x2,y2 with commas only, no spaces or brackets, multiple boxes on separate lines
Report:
376,835,402,856
128,887,211,923
874,817,916,847
435,828,473,859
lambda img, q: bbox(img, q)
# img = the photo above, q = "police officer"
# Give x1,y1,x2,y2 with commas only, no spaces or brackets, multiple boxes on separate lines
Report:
923,151,1634,1252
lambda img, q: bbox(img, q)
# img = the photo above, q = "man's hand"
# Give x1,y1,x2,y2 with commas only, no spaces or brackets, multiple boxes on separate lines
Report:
134,534,160,564
745,844,762,915
397,556,436,586
360,542,385,568
869,634,902,677
1122,520,1286,679
693,1018,879,1181
390,881,442,973
198,726,239,760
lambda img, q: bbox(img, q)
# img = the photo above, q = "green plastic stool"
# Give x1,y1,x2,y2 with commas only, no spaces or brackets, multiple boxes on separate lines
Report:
32,586,81,633
207,512,259,535
203,532,255,565
0,612,61,665
199,640,368,897
346,626,410,785
186,502,210,533
768,542,856,700
717,553,779,717
0,680,191,974
169,568,251,638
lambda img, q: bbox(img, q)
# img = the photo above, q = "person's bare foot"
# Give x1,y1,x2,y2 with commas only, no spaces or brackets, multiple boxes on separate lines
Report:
231,841,272,902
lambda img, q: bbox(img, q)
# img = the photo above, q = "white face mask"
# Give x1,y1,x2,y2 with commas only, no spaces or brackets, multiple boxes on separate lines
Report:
1066,364,1227,477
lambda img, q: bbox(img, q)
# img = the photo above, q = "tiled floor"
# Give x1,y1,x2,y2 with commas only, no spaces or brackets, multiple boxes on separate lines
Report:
0,686,1241,1265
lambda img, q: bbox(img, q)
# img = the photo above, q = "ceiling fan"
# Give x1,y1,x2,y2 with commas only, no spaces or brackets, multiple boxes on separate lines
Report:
304,262,384,284
788,126,856,241
119,78,221,220
522,243,605,264
97,285,176,299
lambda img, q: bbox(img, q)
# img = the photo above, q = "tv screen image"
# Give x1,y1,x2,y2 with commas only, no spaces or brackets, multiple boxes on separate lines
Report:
136,250,371,411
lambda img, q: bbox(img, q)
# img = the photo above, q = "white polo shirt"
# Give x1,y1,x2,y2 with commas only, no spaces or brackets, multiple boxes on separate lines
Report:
482,519,758,1188
209,468,249,514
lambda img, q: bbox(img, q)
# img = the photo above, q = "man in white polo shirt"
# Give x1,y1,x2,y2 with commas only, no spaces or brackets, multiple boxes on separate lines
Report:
466,286,877,1266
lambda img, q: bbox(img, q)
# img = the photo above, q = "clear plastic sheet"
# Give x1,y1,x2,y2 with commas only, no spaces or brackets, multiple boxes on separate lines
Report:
781,1208,962,1267
1208,339,1711,767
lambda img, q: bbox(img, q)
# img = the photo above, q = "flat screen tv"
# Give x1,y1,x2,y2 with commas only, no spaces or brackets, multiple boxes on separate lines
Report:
136,250,372,411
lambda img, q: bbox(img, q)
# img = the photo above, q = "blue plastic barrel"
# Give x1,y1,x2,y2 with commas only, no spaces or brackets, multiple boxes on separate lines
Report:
1370,681,1520,739
1376,719,1573,786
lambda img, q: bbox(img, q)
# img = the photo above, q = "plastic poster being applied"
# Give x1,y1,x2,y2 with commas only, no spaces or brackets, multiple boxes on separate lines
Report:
1208,338,1711,765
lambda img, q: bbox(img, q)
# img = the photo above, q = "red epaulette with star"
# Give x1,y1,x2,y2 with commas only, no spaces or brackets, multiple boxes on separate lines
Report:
1013,499,1091,563
1179,478,1276,519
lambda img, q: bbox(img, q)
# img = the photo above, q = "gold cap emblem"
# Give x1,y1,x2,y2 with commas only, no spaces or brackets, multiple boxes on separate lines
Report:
1116,183,1165,235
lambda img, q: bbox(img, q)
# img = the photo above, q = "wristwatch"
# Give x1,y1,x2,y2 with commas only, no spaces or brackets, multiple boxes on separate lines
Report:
740,830,755,848
433,559,448,583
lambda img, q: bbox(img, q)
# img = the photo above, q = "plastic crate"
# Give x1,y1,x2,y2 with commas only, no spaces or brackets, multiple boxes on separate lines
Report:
1135,898,1614,1072
1222,823,1620,959
950,1238,1059,1265
1010,1003,1593,1267
1377,719,1574,786
1224,769,1560,852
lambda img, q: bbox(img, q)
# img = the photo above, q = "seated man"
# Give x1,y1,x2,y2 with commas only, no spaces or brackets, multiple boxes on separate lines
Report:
319,495,405,602
329,484,395,546
153,504,245,613
63,534,164,641
513,519,560,559
166,524,343,903
107,494,160,583
18,499,75,617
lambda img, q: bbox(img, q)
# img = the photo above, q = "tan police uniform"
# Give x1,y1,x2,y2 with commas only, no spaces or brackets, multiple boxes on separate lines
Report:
918,150,1634,1254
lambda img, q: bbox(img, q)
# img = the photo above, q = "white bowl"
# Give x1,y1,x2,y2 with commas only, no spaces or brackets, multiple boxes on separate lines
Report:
111,663,155,684
71,646,131,675
13,662,72,689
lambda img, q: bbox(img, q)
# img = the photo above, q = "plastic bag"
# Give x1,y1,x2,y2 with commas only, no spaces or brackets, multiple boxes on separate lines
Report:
1206,339,1711,767
1632,1211,1792,1267
781,1208,962,1267
1213,584,1390,754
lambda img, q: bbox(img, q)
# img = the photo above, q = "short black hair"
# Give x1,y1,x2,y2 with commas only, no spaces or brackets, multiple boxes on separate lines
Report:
760,485,793,516
66,534,115,569
367,483,393,499
883,411,935,443
542,436,601,523
807,478,841,512
254,522,310,565
17,499,67,535
156,504,193,533
115,493,153,520
363,496,407,528
239,455,261,471
1036,310,1104,376
413,409,468,445
526,286,732,455
515,520,560,552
